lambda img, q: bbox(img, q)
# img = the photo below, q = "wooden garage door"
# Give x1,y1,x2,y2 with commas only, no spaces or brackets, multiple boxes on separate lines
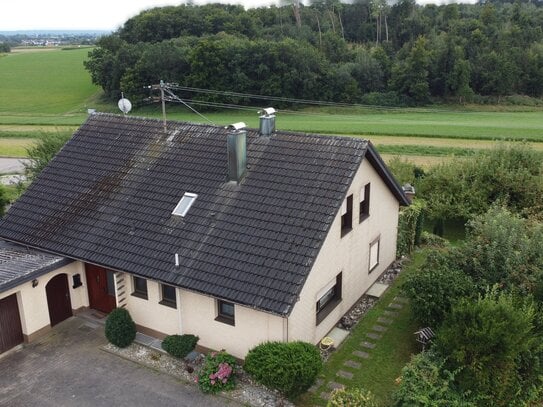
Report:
46,274,72,326
0,294,24,354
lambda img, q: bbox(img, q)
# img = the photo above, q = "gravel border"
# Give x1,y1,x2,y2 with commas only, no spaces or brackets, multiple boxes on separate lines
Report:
102,343,293,407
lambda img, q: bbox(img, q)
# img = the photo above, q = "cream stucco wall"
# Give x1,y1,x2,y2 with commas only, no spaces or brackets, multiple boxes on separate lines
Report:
125,277,180,336
287,158,401,344
0,261,88,338
179,290,285,359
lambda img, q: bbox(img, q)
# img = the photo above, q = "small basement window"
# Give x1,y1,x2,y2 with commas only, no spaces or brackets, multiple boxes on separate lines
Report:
160,284,177,308
215,300,235,326
369,237,380,272
132,276,148,300
172,192,198,217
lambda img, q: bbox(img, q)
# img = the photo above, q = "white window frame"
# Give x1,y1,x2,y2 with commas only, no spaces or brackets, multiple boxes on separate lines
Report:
369,237,380,272
172,192,198,217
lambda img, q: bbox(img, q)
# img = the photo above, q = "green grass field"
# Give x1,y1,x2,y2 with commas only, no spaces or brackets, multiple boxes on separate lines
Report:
0,48,542,166
0,48,99,117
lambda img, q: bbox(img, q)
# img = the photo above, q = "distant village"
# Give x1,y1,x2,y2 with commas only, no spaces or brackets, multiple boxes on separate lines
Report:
0,31,106,48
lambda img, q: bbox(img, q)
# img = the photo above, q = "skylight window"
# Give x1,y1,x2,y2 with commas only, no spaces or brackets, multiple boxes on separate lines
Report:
172,193,197,217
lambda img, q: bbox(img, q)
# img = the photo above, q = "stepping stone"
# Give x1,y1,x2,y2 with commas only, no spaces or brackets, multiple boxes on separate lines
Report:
366,282,389,298
378,317,393,325
352,350,370,359
367,332,382,340
372,324,387,332
360,341,376,349
344,360,361,369
320,392,331,400
394,296,409,303
327,381,345,390
389,303,403,309
336,370,354,379
383,310,399,318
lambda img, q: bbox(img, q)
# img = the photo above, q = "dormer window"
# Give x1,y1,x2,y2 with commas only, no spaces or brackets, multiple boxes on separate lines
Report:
172,193,197,217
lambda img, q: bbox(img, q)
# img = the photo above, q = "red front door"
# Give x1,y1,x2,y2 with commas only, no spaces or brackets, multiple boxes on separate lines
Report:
85,264,116,314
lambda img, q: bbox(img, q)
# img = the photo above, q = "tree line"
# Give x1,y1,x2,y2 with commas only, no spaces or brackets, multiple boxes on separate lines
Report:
85,1,543,106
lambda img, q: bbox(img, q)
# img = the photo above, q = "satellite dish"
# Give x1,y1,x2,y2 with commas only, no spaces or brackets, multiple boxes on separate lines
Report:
118,95,132,115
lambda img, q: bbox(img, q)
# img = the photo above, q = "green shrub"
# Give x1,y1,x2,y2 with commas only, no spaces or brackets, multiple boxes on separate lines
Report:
436,289,543,405
244,341,322,399
397,199,426,257
197,351,237,394
393,351,476,406
161,334,199,359
327,387,378,407
402,250,475,327
105,308,136,348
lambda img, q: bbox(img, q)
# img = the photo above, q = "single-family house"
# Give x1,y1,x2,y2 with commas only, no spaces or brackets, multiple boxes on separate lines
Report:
0,112,408,358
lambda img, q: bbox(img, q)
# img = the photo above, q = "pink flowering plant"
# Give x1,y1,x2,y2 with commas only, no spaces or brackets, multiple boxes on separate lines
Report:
197,351,237,393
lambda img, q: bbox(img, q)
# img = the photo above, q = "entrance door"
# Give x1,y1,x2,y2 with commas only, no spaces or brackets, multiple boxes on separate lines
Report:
85,264,116,314
0,294,24,354
46,274,73,326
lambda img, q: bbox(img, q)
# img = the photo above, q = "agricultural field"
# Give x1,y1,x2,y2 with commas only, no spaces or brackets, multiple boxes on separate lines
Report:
1,48,543,170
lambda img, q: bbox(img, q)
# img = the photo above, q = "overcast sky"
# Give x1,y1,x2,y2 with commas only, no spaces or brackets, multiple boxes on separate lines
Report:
0,0,274,31
1,0,469,31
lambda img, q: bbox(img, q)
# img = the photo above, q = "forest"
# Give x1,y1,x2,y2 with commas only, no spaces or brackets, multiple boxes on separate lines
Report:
84,0,543,106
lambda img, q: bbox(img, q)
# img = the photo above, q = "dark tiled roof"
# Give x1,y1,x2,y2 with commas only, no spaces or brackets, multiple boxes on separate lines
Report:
0,113,406,315
0,241,73,293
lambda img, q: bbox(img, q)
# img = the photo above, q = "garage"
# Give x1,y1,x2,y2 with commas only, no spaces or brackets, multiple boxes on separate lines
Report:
0,293,23,354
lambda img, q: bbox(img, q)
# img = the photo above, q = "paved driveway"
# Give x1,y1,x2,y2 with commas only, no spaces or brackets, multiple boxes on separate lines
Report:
0,317,239,407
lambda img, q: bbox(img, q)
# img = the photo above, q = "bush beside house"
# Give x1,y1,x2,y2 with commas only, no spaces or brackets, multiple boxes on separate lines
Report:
161,334,199,359
244,341,322,399
105,308,136,348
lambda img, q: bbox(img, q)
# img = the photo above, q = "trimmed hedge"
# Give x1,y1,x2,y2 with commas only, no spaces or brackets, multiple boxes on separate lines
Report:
105,308,136,348
161,334,199,359
244,341,322,399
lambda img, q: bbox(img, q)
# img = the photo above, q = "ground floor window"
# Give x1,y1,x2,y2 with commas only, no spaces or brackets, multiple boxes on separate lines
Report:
216,299,235,326
160,284,176,308
369,237,380,272
316,272,342,325
132,276,148,299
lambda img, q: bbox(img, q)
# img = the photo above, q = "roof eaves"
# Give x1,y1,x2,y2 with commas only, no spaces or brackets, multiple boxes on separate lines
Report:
365,142,410,206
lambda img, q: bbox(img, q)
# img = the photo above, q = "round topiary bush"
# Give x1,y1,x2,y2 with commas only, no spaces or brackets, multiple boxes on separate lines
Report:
244,341,322,399
327,387,378,407
105,308,136,348
161,334,199,358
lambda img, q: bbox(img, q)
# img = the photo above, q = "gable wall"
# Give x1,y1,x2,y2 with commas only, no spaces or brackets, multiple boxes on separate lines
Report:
287,159,400,344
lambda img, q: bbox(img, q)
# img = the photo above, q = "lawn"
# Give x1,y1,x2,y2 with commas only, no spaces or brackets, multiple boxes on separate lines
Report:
0,48,100,116
298,251,427,407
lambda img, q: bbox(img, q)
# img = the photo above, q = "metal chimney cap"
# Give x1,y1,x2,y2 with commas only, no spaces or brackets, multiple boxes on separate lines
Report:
259,107,276,116
226,122,246,131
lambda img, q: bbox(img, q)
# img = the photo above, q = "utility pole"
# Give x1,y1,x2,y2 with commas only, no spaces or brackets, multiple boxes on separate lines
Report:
148,80,167,133
146,81,216,128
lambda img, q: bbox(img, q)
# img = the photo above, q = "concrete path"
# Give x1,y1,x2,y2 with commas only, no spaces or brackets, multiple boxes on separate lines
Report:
0,158,29,174
0,316,240,407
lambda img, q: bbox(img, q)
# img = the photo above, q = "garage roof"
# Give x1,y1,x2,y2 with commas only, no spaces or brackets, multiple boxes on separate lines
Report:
0,241,73,293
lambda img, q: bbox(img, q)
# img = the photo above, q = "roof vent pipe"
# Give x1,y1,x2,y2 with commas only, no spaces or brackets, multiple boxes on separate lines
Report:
259,107,276,137
226,122,247,184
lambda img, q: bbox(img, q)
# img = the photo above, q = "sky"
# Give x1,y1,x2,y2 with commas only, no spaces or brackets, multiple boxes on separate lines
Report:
0,0,275,31
1,0,470,32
